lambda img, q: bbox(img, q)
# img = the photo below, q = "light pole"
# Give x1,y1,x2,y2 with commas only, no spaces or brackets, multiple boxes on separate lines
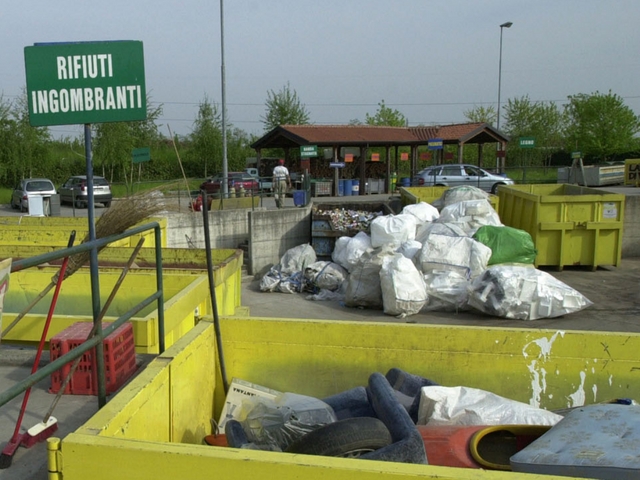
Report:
496,21,512,172
496,21,512,132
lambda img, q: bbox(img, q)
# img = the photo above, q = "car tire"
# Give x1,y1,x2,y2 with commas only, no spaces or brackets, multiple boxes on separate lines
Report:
75,199,85,209
491,183,503,195
103,201,111,208
285,417,392,458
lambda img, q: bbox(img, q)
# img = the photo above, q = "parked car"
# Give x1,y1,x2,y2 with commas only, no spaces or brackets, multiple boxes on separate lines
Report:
10,178,57,212
413,164,515,194
245,168,273,192
200,172,260,196
59,175,112,208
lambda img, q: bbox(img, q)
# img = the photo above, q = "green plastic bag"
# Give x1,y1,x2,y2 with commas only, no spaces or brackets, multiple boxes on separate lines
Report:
473,225,537,265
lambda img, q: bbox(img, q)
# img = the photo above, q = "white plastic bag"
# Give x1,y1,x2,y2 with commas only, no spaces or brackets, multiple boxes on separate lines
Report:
468,265,593,320
415,222,467,245
380,253,428,317
436,199,502,236
401,202,440,225
418,234,492,279
422,270,470,312
417,386,563,426
370,214,417,248
344,246,394,308
439,185,489,208
303,261,347,291
331,231,372,272
396,240,423,261
279,244,317,275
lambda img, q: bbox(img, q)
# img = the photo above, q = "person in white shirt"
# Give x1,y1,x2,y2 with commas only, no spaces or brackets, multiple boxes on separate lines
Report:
272,159,291,208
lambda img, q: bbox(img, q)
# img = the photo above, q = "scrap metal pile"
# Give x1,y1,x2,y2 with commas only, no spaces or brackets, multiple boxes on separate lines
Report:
316,206,384,233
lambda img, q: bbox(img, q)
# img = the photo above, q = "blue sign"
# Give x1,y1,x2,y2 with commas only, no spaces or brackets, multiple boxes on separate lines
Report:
427,138,443,150
330,162,345,168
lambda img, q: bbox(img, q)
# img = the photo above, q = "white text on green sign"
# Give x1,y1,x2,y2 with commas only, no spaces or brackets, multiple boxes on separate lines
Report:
24,41,146,126
300,145,318,158
519,137,535,148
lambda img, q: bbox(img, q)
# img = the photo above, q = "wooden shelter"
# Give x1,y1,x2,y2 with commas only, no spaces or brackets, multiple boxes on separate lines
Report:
250,123,509,195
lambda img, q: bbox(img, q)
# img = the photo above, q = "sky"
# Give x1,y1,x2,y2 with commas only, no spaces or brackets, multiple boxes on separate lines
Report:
3,0,640,141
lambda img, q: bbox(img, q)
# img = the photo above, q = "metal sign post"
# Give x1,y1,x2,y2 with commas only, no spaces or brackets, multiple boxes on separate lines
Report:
24,40,147,408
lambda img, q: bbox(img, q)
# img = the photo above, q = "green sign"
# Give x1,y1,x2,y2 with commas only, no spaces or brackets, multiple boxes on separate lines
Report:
519,137,535,149
132,147,150,164
24,40,146,126
571,151,582,159
300,145,318,158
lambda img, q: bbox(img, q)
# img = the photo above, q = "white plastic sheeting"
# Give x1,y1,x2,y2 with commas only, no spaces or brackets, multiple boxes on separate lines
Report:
417,386,563,426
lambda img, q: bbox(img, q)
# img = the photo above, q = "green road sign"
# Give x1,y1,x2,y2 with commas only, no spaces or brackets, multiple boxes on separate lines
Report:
519,137,535,149
132,147,150,164
300,145,318,158
572,151,582,159
24,40,146,126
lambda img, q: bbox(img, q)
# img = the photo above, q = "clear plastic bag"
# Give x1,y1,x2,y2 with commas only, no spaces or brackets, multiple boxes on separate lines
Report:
238,392,337,451
468,265,593,320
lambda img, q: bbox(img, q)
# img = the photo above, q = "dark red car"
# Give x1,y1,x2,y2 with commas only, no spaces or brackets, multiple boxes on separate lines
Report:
199,172,260,196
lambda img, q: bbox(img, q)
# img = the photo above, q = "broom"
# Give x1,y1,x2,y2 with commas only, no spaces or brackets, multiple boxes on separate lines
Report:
0,188,172,340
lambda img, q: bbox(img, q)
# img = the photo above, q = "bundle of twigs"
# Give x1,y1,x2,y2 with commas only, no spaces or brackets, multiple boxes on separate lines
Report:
59,188,170,281
2,188,172,339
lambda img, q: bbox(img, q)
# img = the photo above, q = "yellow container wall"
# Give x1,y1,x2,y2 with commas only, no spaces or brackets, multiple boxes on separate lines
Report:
2,248,243,353
498,184,624,268
51,318,640,480
0,216,167,248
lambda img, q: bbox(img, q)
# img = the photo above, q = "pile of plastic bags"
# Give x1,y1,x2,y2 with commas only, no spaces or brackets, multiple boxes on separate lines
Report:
260,186,593,321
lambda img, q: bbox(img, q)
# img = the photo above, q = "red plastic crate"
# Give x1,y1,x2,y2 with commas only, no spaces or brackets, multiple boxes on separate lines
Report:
50,322,137,395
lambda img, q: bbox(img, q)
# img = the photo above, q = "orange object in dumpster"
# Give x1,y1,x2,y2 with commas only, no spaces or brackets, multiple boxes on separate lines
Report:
419,424,550,470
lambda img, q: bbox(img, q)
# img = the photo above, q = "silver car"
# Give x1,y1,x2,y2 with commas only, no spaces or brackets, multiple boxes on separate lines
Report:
59,175,112,208
413,164,514,194
10,178,57,212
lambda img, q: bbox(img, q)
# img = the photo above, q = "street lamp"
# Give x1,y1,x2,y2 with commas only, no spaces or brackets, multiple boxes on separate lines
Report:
496,21,513,132
496,21,512,172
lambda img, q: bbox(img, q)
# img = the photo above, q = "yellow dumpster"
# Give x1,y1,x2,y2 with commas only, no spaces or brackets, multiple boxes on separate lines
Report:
49,317,640,480
498,184,624,270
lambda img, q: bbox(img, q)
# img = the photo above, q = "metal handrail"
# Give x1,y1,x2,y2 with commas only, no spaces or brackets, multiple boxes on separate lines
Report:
0,221,165,409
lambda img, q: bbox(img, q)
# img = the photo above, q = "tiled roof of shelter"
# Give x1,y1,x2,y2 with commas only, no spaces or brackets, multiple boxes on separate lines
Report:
251,123,508,150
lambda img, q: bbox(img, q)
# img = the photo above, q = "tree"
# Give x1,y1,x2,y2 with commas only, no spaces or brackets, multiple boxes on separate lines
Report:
464,105,497,125
262,83,310,132
189,95,223,177
365,100,407,127
463,105,498,166
10,91,51,180
503,95,565,166
93,95,163,186
563,90,640,162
